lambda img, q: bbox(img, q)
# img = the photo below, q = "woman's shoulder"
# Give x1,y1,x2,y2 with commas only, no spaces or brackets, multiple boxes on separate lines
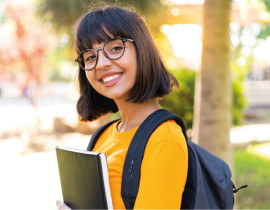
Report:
147,120,187,151
152,120,185,138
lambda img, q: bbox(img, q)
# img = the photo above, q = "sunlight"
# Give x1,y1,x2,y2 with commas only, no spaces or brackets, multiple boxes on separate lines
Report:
237,57,246,66
247,142,270,160
161,24,202,69
253,37,270,65
4,0,33,5
161,0,204,5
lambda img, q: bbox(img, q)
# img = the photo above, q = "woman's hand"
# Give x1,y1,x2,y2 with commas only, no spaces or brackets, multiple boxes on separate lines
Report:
56,200,71,210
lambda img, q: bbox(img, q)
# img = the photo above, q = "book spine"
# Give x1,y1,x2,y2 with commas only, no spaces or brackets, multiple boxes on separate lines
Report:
97,154,108,209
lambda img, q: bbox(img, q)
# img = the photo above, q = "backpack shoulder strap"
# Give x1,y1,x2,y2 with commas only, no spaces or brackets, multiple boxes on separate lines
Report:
87,119,119,151
121,109,188,209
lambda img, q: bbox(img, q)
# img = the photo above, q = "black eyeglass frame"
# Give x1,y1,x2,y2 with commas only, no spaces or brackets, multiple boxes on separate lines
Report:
75,38,134,71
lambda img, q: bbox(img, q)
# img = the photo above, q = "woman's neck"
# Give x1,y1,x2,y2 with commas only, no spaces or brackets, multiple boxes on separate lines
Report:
115,99,162,132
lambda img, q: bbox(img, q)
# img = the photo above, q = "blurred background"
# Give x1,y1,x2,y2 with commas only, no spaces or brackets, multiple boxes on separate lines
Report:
0,0,270,209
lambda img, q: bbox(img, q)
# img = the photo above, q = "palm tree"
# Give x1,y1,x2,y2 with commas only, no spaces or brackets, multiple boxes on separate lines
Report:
193,0,233,169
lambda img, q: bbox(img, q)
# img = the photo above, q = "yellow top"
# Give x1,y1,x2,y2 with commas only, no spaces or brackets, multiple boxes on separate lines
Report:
93,120,188,209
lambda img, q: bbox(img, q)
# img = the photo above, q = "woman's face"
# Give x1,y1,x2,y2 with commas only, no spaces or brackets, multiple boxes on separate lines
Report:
85,38,137,103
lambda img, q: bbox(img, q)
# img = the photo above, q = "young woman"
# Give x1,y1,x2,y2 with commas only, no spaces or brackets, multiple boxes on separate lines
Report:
57,5,188,210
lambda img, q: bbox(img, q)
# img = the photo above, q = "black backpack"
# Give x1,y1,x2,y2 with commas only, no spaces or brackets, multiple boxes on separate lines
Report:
87,109,247,209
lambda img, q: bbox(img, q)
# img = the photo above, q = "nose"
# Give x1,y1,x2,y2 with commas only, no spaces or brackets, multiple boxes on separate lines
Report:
95,49,112,71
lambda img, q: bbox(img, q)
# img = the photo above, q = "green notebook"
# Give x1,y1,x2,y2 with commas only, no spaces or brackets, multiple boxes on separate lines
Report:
56,146,113,209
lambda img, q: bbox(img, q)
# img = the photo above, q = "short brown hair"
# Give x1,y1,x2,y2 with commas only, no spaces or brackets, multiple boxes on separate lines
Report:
75,5,179,121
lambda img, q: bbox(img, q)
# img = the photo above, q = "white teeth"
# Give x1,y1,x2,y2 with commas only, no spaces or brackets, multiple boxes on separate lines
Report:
102,74,121,83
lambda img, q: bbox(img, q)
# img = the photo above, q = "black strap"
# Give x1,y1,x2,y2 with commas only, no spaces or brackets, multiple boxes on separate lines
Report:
87,119,118,151
233,183,248,193
121,109,188,209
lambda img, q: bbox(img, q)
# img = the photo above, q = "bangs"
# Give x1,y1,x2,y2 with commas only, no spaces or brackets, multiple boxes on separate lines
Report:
75,8,132,53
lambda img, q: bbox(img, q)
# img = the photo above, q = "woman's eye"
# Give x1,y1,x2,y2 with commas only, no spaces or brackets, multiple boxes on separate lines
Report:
111,46,123,52
85,55,96,62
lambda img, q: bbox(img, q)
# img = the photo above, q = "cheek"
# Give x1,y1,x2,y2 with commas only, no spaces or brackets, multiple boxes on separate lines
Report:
85,71,101,93
85,71,95,86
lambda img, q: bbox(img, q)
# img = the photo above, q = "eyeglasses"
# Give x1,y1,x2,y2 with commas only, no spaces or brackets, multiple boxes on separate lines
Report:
75,38,134,71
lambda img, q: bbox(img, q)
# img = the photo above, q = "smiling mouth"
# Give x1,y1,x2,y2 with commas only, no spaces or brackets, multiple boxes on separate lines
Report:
102,73,122,83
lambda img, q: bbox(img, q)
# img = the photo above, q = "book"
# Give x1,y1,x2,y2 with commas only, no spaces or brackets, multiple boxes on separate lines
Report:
55,146,113,210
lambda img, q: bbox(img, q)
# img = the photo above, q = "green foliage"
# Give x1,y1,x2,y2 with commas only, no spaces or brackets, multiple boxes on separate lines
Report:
257,25,270,40
232,79,247,125
160,69,196,129
36,0,87,31
230,54,250,125
257,0,270,40
36,0,164,33
160,68,247,129
234,147,270,209
47,43,76,82
260,0,270,12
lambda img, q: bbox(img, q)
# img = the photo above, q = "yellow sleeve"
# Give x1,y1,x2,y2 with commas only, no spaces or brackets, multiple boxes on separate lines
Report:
134,121,188,209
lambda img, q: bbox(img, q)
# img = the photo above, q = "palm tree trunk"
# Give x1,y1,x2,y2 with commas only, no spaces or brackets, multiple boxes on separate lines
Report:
193,0,233,168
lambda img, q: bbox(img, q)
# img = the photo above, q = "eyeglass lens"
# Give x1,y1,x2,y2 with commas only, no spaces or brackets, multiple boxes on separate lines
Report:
81,39,125,70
